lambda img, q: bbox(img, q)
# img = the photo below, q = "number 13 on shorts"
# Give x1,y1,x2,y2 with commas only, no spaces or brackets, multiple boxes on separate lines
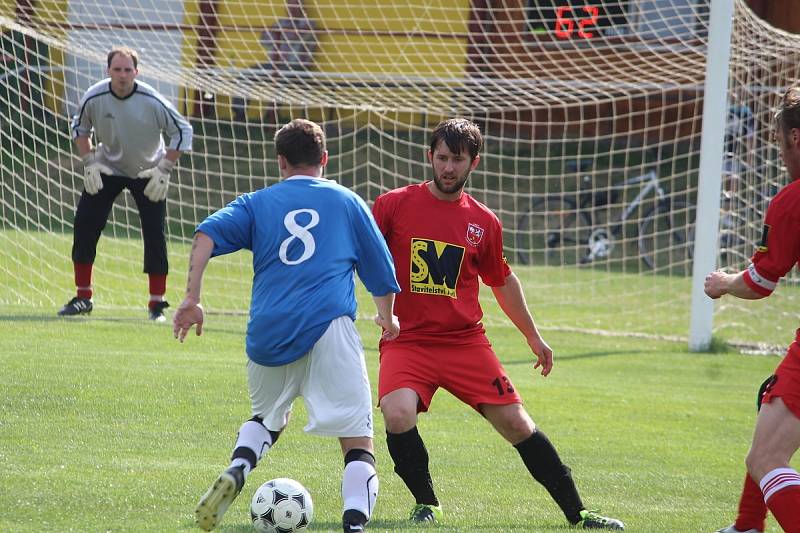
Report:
491,375,515,396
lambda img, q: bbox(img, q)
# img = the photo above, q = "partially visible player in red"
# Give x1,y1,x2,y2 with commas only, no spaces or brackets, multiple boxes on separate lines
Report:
372,118,624,530
707,84,800,533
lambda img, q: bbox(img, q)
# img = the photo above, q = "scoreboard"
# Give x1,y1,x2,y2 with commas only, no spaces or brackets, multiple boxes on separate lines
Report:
527,0,631,40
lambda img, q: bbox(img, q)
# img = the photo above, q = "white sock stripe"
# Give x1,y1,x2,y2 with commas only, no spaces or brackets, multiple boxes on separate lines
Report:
761,470,800,493
764,475,800,491
762,477,800,502
760,467,798,487
760,468,800,502
764,472,800,491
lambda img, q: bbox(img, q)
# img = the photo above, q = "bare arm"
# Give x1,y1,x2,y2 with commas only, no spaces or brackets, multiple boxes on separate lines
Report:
75,136,92,158
371,292,400,341
164,149,182,164
173,232,215,342
491,272,553,376
704,270,765,300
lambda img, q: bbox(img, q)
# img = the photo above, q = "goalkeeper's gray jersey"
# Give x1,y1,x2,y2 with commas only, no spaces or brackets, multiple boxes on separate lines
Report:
71,80,193,178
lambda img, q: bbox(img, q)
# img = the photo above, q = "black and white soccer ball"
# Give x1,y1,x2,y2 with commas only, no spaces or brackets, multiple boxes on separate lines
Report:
250,478,313,533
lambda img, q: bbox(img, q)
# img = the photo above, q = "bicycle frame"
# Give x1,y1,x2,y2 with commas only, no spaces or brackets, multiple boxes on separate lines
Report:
580,169,663,238
582,169,665,263
612,170,664,228
515,165,692,270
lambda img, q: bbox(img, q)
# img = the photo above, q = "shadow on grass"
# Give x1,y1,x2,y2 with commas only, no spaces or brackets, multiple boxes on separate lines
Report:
0,314,165,324
209,518,418,532
0,314,69,322
505,348,643,366
185,515,575,532
0,314,245,336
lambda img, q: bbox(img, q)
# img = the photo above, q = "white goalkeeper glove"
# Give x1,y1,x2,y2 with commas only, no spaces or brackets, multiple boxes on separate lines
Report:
82,152,114,195
138,158,175,202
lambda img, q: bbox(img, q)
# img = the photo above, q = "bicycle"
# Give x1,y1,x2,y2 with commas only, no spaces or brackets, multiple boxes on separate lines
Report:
515,162,696,271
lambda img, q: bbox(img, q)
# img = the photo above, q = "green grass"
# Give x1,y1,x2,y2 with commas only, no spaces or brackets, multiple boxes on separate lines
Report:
0,289,792,532
3,228,797,350
0,228,795,532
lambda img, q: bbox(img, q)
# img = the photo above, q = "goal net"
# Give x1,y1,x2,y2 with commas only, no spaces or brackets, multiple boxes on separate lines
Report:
0,0,797,350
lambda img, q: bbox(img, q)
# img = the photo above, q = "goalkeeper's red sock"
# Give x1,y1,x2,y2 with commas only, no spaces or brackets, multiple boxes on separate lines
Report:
734,473,767,532
148,273,167,309
74,262,93,299
761,468,800,532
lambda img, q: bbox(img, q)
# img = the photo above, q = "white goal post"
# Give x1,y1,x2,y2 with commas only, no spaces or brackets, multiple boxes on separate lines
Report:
1,0,798,351
688,0,733,352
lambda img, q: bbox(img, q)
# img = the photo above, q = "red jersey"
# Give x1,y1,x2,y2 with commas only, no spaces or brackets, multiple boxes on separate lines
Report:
742,179,800,340
372,182,511,341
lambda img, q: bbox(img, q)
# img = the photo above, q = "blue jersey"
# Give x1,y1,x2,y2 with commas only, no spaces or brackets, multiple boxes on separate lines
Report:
197,176,400,366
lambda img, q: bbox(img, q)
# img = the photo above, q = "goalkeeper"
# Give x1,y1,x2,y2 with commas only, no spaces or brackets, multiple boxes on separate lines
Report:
58,46,192,321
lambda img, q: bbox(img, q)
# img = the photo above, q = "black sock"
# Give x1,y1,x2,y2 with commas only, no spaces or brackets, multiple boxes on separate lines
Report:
514,430,584,524
342,509,367,528
386,427,439,506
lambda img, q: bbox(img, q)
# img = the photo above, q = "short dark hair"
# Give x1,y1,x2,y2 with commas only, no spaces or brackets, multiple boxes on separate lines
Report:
274,119,326,167
107,46,139,69
429,118,483,160
775,83,800,136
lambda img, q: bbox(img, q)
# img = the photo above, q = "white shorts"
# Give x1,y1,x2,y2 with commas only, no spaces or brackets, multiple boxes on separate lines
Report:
247,315,374,438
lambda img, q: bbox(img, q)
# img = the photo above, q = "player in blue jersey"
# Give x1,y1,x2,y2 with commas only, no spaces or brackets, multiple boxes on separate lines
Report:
172,119,401,532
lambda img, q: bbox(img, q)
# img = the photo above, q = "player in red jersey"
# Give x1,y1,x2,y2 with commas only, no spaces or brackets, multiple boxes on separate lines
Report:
707,84,800,533
372,118,624,530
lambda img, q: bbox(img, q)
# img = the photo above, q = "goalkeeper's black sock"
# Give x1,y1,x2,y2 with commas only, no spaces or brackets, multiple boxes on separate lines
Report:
386,427,439,506
514,430,584,524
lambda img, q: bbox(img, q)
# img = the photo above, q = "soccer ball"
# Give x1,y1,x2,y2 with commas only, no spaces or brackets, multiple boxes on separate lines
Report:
250,478,314,533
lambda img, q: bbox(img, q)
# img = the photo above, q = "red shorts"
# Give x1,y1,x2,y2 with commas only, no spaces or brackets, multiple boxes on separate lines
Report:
762,341,800,419
378,336,522,413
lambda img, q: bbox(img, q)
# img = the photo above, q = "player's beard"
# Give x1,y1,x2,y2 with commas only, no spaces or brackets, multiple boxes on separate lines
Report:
432,167,470,195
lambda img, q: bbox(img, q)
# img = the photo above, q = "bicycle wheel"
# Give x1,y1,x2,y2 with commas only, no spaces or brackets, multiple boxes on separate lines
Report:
638,200,695,273
516,195,591,266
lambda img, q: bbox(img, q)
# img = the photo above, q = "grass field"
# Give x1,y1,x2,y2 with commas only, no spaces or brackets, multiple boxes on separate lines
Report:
1,269,795,532
3,229,797,350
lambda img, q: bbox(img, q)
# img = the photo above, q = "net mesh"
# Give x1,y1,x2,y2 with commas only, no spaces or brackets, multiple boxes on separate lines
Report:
1,0,798,350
